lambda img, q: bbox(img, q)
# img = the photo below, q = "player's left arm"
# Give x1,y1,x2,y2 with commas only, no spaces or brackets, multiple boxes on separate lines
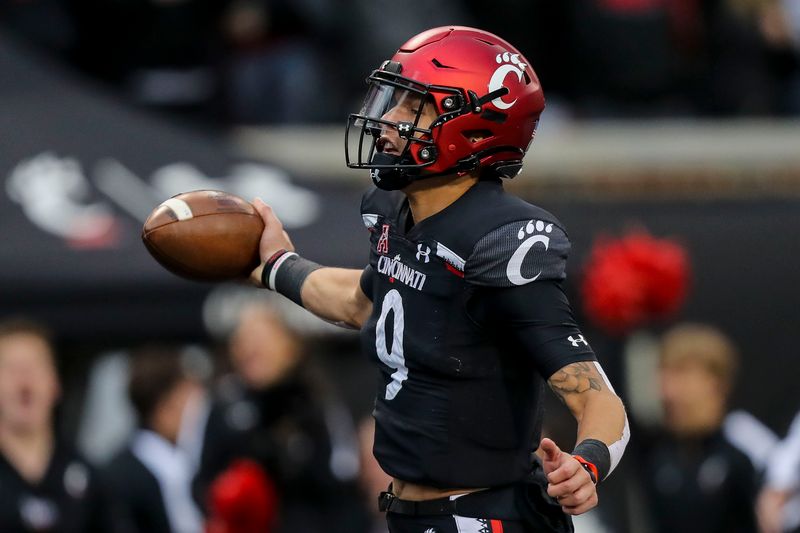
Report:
548,361,627,445
544,360,629,514
470,279,629,514
465,217,629,515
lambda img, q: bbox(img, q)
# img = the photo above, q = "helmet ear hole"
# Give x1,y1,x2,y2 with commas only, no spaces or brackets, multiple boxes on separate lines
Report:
462,129,493,144
439,94,463,112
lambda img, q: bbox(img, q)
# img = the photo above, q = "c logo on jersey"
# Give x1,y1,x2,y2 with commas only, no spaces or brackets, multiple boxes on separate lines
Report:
489,52,527,110
506,220,553,286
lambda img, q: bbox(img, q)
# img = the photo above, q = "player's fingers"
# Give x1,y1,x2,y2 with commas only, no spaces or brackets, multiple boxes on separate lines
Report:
546,472,585,499
561,492,598,516
546,456,581,484
253,198,283,229
540,438,561,464
553,482,595,507
252,197,267,213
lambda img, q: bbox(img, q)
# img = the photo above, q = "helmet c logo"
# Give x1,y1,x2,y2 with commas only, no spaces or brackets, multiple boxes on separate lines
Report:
489,52,527,110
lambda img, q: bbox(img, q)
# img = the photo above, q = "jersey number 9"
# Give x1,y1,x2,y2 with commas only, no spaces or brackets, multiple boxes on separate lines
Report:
375,289,408,400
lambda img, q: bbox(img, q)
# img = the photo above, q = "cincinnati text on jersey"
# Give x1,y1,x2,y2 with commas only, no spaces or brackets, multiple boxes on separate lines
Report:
377,254,427,290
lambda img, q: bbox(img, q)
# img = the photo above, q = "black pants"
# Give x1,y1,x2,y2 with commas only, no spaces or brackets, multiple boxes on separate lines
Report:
382,467,573,533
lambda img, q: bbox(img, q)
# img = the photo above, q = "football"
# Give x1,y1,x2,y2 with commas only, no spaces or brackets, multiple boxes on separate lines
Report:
142,190,264,281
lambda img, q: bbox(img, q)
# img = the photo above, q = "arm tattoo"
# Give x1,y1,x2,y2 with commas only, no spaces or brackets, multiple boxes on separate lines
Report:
548,362,603,403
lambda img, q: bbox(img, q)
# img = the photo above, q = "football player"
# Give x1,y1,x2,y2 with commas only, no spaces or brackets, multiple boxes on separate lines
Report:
250,26,629,533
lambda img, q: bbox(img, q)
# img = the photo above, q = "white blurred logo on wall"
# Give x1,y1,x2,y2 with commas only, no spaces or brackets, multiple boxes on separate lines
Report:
5,151,320,249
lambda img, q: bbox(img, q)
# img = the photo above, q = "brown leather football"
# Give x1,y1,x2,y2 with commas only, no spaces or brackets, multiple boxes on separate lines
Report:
142,190,264,281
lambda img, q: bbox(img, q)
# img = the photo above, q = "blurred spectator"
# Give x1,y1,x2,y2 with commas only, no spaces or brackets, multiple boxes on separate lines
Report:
220,0,345,123
67,0,229,123
759,0,800,113
757,410,800,533
0,0,76,57
697,0,785,115
195,301,362,533
570,0,680,117
0,318,109,532
639,323,760,533
4,0,799,122
101,346,207,533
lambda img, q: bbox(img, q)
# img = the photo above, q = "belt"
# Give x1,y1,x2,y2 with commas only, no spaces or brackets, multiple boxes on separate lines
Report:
378,491,460,516
378,485,522,519
378,471,575,532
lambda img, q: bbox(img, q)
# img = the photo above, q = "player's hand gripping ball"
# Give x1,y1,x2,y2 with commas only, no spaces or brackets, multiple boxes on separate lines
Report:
142,190,264,281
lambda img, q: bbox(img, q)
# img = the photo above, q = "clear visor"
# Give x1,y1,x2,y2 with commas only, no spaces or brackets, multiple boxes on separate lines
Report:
354,81,428,131
345,77,438,170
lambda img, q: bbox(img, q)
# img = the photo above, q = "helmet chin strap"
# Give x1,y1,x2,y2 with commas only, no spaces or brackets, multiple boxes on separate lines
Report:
369,152,416,191
369,150,485,191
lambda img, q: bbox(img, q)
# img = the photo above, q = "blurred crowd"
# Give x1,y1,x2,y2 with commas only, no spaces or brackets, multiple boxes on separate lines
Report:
1,0,800,125
2,297,800,532
0,297,393,533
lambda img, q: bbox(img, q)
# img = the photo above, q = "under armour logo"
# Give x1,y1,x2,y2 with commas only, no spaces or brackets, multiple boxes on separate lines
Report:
397,122,413,136
377,224,390,254
416,243,430,263
568,335,588,347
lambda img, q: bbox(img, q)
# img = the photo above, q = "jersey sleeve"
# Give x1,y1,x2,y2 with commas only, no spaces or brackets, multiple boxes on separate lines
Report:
464,218,570,287
469,280,596,379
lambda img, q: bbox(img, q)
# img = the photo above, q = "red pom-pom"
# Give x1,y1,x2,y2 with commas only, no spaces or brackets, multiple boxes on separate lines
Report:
206,459,279,533
581,230,690,336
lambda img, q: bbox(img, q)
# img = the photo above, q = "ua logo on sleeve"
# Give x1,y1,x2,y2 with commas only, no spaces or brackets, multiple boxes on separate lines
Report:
568,335,588,347
416,243,431,263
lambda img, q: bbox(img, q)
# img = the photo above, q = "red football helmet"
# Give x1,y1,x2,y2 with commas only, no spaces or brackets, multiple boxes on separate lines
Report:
345,26,545,190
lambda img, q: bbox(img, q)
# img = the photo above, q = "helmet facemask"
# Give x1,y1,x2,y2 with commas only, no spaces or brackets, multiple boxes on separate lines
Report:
345,64,465,191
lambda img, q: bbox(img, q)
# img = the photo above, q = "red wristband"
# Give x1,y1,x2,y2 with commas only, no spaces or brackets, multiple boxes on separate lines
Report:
572,455,599,485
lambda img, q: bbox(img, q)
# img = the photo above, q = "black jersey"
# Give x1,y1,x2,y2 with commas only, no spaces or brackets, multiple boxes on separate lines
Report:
100,448,172,533
359,179,596,488
0,442,108,533
641,429,759,533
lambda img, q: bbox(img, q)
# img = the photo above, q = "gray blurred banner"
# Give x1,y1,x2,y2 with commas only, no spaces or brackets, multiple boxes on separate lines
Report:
0,32,368,342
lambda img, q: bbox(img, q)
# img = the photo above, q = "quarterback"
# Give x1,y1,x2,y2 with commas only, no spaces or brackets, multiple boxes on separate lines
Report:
250,26,629,533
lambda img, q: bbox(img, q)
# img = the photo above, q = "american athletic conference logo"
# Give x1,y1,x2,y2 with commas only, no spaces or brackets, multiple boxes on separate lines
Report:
377,224,390,254
488,51,528,110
